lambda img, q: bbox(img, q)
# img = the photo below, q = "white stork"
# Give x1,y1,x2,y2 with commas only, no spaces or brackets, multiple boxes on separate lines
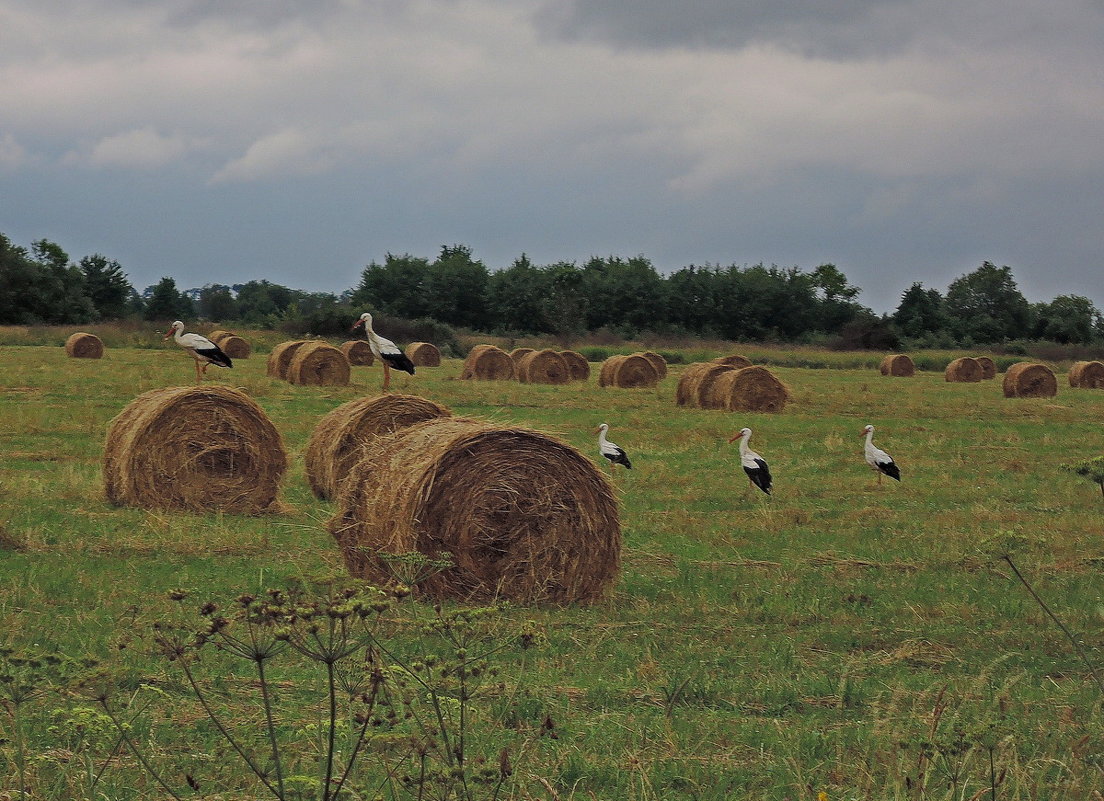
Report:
349,312,415,391
162,321,232,383
728,427,772,495
862,424,900,484
596,423,632,473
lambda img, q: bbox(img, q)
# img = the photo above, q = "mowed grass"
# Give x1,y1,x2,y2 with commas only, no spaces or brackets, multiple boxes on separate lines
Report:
2,342,1104,799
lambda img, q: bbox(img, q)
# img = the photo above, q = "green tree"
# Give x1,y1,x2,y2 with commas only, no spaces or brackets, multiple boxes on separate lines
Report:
197,284,238,321
579,255,666,333
143,277,194,321
811,263,864,333
235,280,296,327
944,262,1031,343
423,245,489,328
80,254,134,320
665,265,721,335
0,234,47,324
351,254,431,319
1031,295,1101,344
541,261,588,342
893,282,949,339
30,238,96,323
486,254,553,333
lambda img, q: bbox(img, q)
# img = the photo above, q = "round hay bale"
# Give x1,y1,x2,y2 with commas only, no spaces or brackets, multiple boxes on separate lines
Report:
304,394,451,500
460,345,515,381
509,347,536,368
944,357,983,383
974,356,997,379
708,366,790,413
879,354,915,377
207,329,234,344
267,340,310,379
215,335,251,359
676,362,735,407
64,332,104,359
287,342,351,386
407,342,441,367
341,340,375,366
1003,362,1058,398
558,350,590,381
637,351,668,379
711,355,753,368
1069,360,1104,389
517,349,571,385
103,385,287,514
329,417,621,604
598,354,659,389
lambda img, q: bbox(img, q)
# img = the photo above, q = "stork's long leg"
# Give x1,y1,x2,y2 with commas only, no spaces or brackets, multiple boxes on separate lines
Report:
382,363,391,392
194,359,202,383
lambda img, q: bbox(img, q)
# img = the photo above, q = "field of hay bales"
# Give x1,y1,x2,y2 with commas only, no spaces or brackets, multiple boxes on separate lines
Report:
2,334,1104,799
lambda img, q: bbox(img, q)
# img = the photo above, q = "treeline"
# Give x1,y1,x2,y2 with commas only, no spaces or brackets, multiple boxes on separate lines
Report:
3,233,1103,348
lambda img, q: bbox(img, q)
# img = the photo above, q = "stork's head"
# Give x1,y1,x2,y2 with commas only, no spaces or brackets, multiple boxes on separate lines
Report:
595,423,609,435
350,312,372,332
162,320,183,340
861,424,874,437
728,427,751,444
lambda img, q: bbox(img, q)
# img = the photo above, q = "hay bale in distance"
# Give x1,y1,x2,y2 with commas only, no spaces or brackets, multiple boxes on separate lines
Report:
708,366,790,413
711,355,753,368
215,335,251,359
460,345,515,381
207,329,234,344
974,356,997,379
64,332,104,359
304,394,451,500
407,342,441,367
329,417,621,604
517,349,571,385
1003,362,1058,398
267,340,310,379
1069,360,1104,389
287,342,351,386
598,354,659,389
879,354,915,377
638,351,668,379
341,340,374,366
945,357,983,383
559,350,590,381
676,362,735,407
103,385,287,514
509,347,535,368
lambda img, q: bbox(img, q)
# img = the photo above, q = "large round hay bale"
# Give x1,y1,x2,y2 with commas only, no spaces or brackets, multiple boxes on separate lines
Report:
1003,362,1058,398
341,340,374,366
304,394,451,500
676,362,734,407
64,332,104,359
1069,360,1104,389
708,366,790,413
267,340,310,379
558,350,590,381
944,357,983,383
598,354,659,388
879,354,915,377
286,342,351,386
329,417,621,604
407,342,441,367
517,349,571,385
637,351,668,380
974,356,997,379
460,345,515,381
103,385,287,514
215,335,250,359
711,355,753,368
509,348,535,368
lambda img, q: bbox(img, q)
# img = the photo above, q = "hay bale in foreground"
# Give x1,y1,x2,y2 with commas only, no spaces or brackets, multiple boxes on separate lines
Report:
676,362,735,407
341,340,374,366
509,348,535,368
64,332,104,359
287,342,350,386
707,366,790,413
1003,362,1058,398
974,356,997,379
304,394,451,500
879,354,915,377
407,342,441,367
1069,360,1104,389
945,357,983,383
712,355,753,368
267,340,310,379
517,349,571,385
329,417,621,604
638,351,668,380
460,345,515,380
559,350,590,381
598,354,659,388
103,385,287,514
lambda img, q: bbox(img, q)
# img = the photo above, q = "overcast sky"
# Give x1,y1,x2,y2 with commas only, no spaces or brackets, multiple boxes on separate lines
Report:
2,0,1103,314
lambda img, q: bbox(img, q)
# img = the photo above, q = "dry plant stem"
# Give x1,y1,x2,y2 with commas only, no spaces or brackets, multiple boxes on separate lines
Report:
97,699,184,800
254,656,286,799
325,659,338,801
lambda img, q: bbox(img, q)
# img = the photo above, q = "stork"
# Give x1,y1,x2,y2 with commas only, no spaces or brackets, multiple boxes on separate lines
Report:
728,427,772,495
596,423,632,473
350,312,415,391
162,321,232,383
862,424,900,484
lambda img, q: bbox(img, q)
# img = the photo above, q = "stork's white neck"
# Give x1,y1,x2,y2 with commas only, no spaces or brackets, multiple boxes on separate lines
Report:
598,427,609,446
738,433,750,457
864,428,874,448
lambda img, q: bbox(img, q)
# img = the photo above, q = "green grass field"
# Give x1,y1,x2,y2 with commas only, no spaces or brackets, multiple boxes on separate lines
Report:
2,337,1103,799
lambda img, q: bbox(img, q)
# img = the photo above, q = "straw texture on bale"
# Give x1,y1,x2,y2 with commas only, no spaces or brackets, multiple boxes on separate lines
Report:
103,385,287,514
207,330,233,344
558,350,590,381
64,332,104,359
517,349,571,385
1003,362,1058,398
329,417,621,604
341,340,375,366
638,351,668,379
304,394,451,500
879,354,915,377
287,342,351,386
676,362,734,407
509,347,535,368
214,334,250,359
406,342,441,367
267,340,310,379
598,354,659,388
707,366,790,413
944,357,983,383
974,356,997,379
460,345,515,380
711,355,753,368
1069,360,1104,389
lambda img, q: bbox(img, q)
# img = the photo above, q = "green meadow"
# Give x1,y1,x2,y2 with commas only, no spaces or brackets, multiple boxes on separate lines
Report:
1,333,1103,799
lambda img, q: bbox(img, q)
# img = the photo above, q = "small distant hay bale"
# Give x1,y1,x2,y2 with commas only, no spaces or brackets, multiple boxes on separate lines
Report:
214,334,251,359
207,329,234,344
598,354,659,389
517,349,571,385
879,354,915,377
1069,360,1104,389
304,394,451,500
676,362,734,407
64,332,104,359
638,351,668,379
103,385,287,514
329,417,621,604
460,345,515,380
287,342,351,386
407,342,441,367
974,356,997,379
1003,362,1058,398
341,340,374,366
267,340,310,379
509,348,535,368
944,357,983,383
707,366,790,413
559,350,590,381
711,355,753,368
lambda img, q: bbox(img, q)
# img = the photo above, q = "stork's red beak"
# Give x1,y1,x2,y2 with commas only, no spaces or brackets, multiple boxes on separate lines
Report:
162,328,173,340
350,320,363,332
727,432,743,443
